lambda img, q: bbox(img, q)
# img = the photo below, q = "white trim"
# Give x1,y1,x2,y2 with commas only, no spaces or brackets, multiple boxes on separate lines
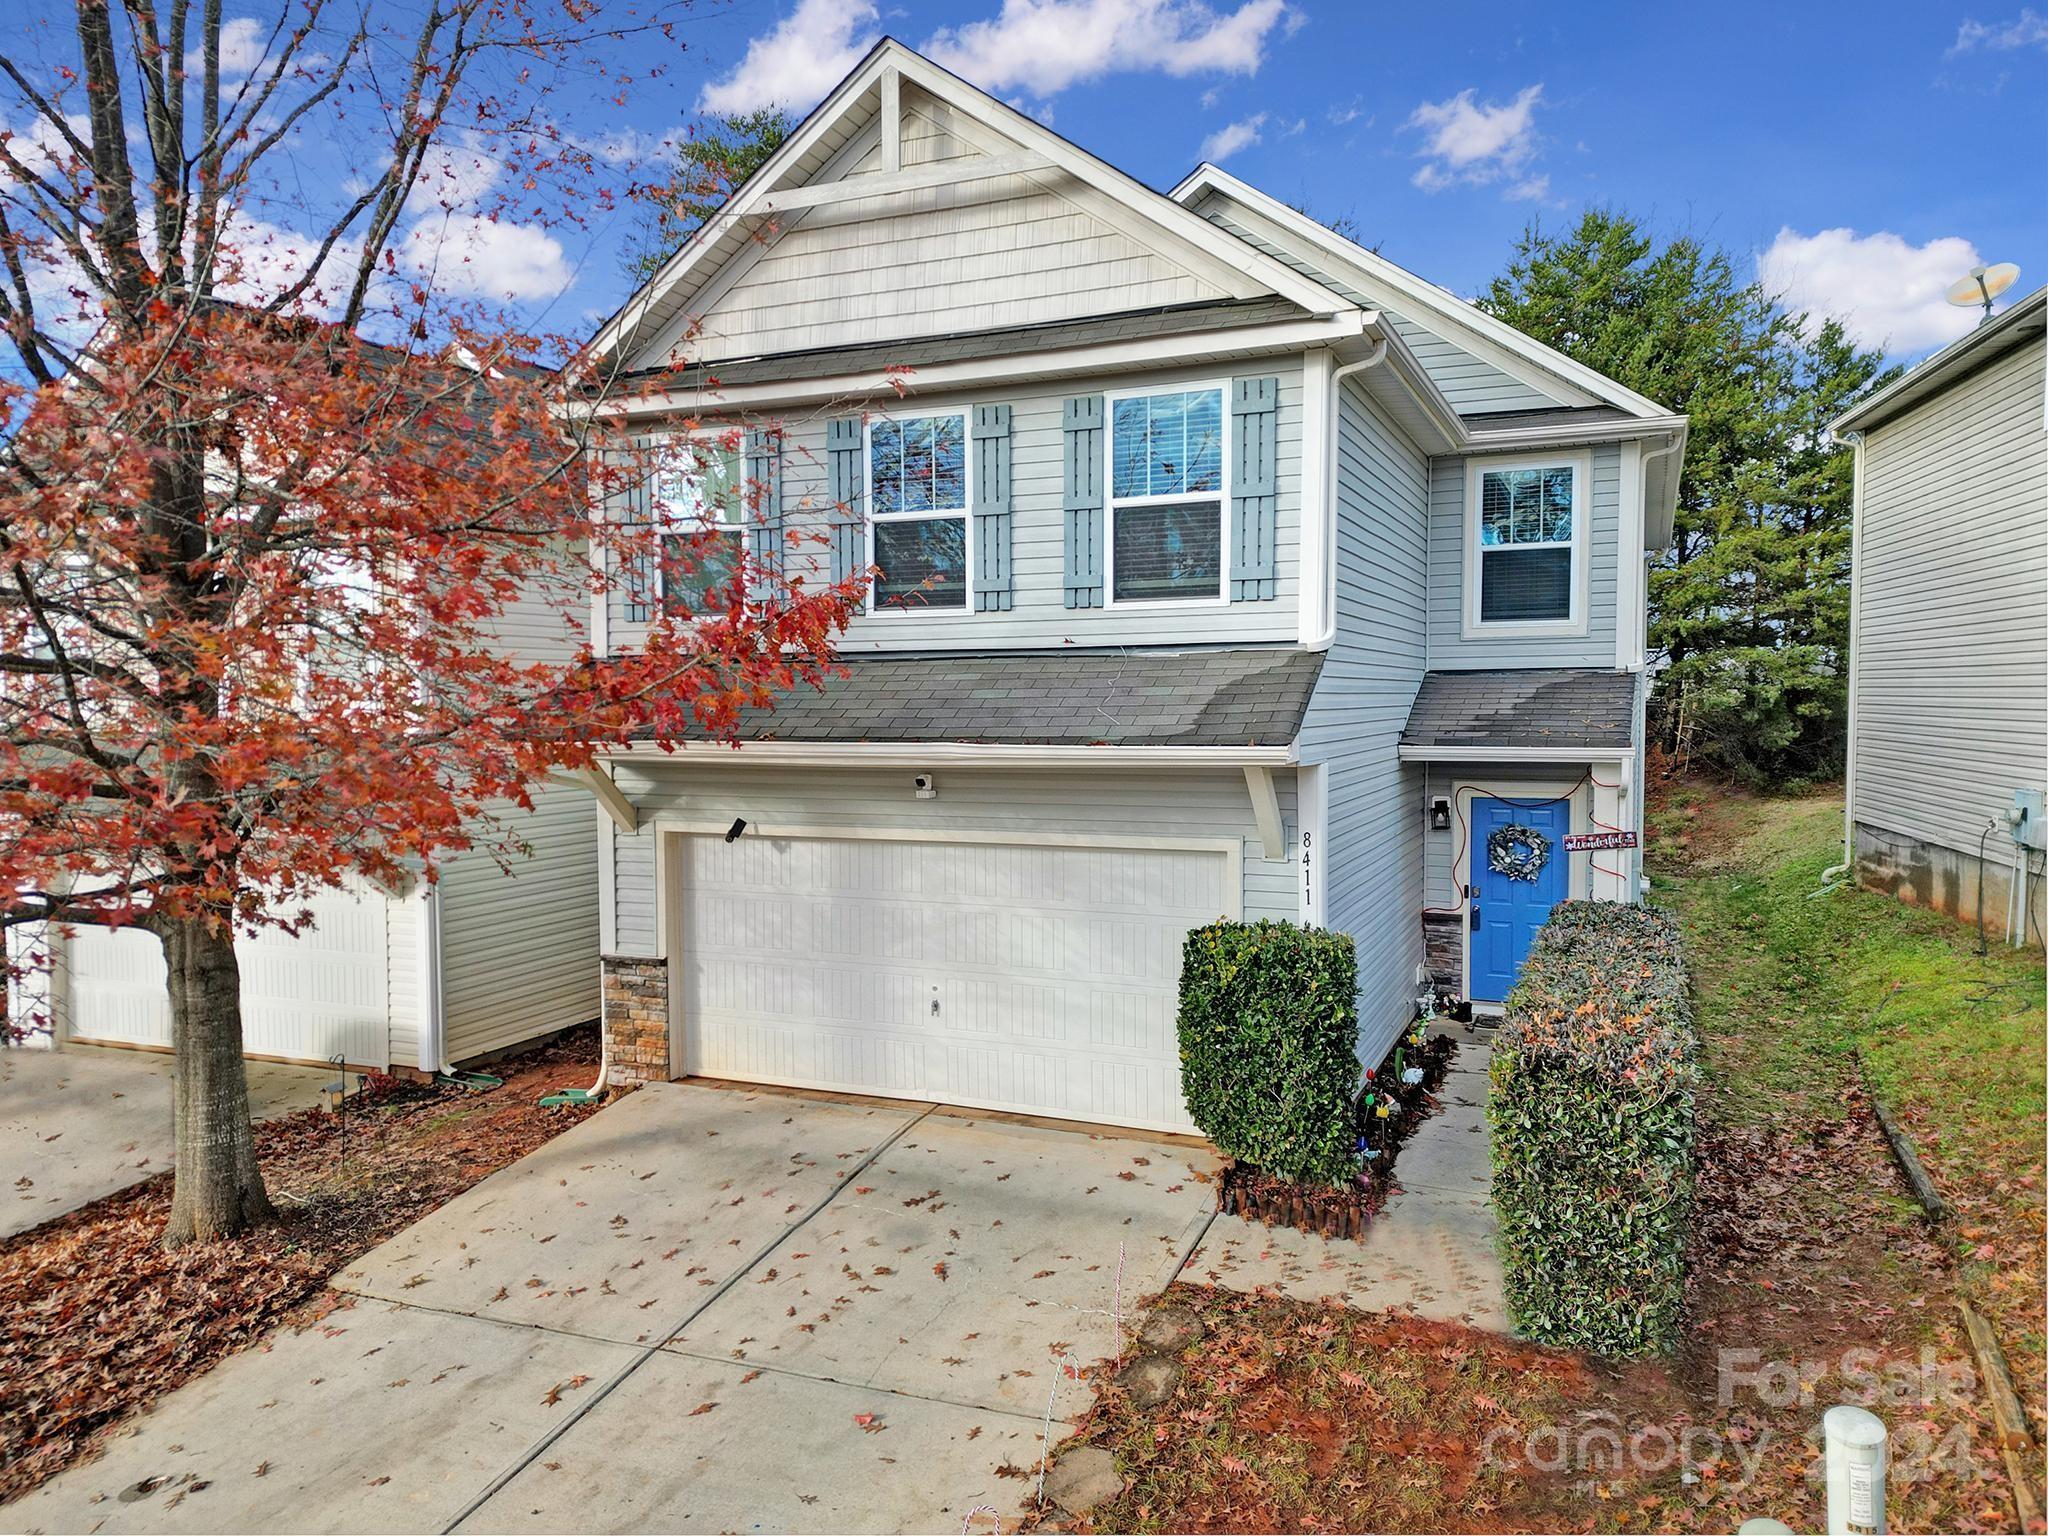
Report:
1298,761,1326,926
589,41,1355,365
1840,434,1866,872
756,150,1056,211
550,766,637,832
655,819,1244,867
592,313,1368,422
596,803,618,955
1244,765,1285,859
1456,778,1589,1005
1467,414,1689,451
604,740,1297,768
1614,438,1644,670
1168,163,1674,420
1460,450,1592,641
1400,744,1627,765
864,407,973,617
876,66,901,175
1101,378,1231,610
414,878,445,1073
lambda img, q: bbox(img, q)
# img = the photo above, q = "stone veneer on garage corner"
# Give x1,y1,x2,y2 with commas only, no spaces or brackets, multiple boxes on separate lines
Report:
600,955,670,1085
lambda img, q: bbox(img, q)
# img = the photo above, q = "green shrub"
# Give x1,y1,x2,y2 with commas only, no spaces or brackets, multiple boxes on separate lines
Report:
1488,901,1697,1356
1177,920,1360,1187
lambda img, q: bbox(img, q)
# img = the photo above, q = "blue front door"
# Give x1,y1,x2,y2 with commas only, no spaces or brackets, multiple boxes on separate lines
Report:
1469,796,1571,1003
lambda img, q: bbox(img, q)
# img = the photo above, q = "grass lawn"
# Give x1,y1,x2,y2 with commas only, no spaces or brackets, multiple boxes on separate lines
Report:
1037,776,2046,1535
0,1031,605,1503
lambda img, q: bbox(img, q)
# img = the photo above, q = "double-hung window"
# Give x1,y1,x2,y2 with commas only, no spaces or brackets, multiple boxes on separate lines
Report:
1106,385,1226,604
1466,454,1587,633
868,413,969,611
654,439,744,615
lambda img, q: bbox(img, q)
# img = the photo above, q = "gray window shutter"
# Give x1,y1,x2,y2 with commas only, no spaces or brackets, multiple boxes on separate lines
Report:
1230,376,1279,602
1062,395,1104,610
971,404,1012,612
745,427,782,603
619,436,656,625
825,416,865,587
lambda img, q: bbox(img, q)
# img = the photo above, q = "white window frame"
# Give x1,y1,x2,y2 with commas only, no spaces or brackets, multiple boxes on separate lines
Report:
1103,379,1232,610
864,408,973,617
652,435,747,618
1462,450,1592,640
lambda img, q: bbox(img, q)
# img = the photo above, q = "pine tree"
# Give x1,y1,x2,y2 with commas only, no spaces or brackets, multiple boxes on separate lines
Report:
1479,210,1896,783
622,109,793,281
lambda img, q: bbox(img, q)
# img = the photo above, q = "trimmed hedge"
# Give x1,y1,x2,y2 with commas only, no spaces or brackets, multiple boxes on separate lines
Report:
1488,901,1697,1356
1178,920,1360,1187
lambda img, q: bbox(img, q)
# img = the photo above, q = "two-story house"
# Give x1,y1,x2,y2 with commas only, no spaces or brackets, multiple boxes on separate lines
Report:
578,40,1685,1134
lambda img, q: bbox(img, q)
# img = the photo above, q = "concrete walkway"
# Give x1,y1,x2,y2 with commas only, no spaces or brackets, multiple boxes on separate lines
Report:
1182,1027,1508,1331
0,1044,332,1240
5,1081,1221,1535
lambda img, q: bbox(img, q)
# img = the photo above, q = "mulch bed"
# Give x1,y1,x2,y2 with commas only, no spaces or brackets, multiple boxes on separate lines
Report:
0,1029,606,1504
1215,1028,1459,1240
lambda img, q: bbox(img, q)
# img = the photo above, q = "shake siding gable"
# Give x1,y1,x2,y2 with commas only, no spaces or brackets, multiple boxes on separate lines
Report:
1297,379,1430,1066
1851,334,2047,862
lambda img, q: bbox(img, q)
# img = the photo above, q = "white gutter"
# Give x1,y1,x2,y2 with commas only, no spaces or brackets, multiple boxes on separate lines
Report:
1397,744,1629,765
1311,335,1392,649
600,740,1298,768
1468,413,1691,452
413,874,448,1076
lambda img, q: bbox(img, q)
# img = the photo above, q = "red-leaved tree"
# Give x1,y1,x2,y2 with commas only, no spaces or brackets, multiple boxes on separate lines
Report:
0,2,859,1245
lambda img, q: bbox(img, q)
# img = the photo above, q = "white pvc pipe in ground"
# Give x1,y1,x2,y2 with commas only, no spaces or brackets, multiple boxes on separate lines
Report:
1824,1404,1888,1535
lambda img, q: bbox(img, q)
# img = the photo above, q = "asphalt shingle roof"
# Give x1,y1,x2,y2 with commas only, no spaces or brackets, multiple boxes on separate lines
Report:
1400,668,1637,751
621,296,1310,387
677,648,1324,747
1461,405,1636,433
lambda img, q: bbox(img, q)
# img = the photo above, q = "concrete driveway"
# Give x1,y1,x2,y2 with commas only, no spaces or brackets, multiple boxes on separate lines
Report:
5,1081,1220,1535
1,1045,332,1240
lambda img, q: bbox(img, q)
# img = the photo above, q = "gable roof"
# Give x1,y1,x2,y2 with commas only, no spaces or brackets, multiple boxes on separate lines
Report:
1170,163,1675,421
1832,285,2046,437
589,39,1354,369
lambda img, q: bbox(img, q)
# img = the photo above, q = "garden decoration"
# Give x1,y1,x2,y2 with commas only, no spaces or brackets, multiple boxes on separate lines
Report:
1486,822,1552,882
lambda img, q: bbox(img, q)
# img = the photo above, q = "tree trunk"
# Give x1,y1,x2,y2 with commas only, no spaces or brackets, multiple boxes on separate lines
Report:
158,914,274,1247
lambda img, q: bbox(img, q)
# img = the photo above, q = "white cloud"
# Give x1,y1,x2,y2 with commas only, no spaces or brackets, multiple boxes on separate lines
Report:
1200,112,1266,161
186,16,271,77
1504,173,1549,201
208,210,363,314
1200,86,1221,109
926,0,1293,99
1327,98,1367,127
1407,83,1543,193
414,134,504,209
1757,226,1985,354
697,0,879,113
1949,7,2048,52
402,214,573,302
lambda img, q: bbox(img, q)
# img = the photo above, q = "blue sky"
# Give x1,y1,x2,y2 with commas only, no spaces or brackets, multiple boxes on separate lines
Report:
530,0,2039,362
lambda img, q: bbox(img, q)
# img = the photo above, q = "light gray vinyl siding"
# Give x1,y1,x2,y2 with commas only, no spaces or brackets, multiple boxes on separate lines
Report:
608,359,1304,652
1297,379,1429,1065
1850,333,2047,860
384,890,421,1071
436,781,601,1064
1426,444,1621,669
1186,191,1569,414
1421,764,1593,908
606,763,1299,958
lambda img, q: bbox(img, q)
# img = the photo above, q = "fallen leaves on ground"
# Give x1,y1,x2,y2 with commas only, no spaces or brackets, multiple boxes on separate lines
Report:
0,1030,604,1503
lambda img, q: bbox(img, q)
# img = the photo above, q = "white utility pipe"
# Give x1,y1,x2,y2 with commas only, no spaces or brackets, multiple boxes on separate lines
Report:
1823,431,1867,888
1309,336,1391,650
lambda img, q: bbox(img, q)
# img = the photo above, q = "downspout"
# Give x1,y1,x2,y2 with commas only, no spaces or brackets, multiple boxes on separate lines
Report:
415,872,450,1076
1821,430,1865,887
1311,335,1391,649
1636,431,1685,671
1630,429,1684,897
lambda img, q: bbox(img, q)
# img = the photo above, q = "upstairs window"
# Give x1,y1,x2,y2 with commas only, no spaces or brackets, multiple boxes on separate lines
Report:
868,413,968,611
1467,455,1586,632
654,440,744,615
1107,385,1226,604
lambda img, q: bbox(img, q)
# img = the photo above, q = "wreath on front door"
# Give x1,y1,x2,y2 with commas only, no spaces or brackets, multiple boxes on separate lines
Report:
1486,823,1551,883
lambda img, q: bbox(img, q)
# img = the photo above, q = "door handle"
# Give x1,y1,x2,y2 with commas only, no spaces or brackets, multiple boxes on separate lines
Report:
1469,900,1480,932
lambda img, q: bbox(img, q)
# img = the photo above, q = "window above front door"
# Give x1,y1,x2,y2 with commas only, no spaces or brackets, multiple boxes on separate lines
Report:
1463,451,1590,639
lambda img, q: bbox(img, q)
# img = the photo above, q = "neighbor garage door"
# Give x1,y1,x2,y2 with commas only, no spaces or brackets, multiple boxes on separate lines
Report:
64,888,391,1068
676,832,1233,1133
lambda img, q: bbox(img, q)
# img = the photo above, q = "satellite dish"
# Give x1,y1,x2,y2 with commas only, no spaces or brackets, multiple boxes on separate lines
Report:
1946,262,2021,323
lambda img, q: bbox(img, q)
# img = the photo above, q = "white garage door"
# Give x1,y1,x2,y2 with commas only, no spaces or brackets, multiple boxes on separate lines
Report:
65,889,391,1068
677,832,1233,1133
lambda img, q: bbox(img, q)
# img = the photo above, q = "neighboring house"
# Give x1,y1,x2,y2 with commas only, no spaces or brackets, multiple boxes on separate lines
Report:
574,39,1685,1133
1830,287,2046,948
8,353,603,1074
